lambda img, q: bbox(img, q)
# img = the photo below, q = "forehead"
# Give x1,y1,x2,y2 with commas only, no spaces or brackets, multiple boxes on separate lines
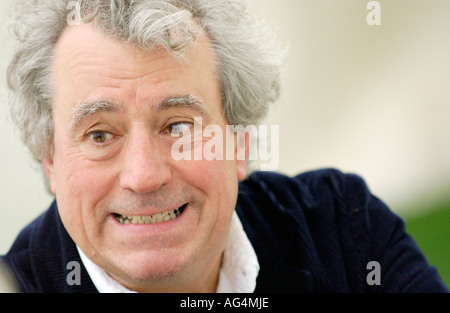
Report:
51,23,222,119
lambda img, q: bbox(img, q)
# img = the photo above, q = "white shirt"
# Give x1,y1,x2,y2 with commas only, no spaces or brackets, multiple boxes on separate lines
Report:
77,211,260,293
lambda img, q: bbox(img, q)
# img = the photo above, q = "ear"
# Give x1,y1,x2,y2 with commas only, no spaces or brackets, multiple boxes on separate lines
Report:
235,131,250,182
42,156,56,194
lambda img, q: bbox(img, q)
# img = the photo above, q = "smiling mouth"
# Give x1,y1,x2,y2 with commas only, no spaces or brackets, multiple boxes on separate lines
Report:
113,204,187,225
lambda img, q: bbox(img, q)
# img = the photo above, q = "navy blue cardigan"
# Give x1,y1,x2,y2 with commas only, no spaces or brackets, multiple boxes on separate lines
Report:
2,169,449,292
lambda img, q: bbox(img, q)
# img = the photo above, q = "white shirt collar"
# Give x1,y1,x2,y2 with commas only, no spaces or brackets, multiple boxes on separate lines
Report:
77,211,259,293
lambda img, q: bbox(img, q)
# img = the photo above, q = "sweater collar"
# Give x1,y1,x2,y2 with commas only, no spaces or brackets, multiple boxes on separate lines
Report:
29,201,97,292
236,175,314,293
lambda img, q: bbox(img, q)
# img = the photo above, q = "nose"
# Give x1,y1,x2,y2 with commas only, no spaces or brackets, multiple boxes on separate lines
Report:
119,128,172,194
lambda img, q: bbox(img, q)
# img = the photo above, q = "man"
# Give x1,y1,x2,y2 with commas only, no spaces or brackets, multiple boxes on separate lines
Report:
2,0,448,293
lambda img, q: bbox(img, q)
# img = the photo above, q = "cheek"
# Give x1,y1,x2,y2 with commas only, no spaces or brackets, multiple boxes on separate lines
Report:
53,143,117,231
175,158,239,229
56,149,108,196
178,158,238,196
193,159,239,248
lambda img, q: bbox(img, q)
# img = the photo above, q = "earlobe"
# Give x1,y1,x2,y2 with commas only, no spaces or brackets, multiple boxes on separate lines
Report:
42,157,56,194
236,158,248,181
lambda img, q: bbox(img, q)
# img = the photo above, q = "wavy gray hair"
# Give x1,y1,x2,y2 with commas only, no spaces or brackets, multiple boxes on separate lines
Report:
7,0,284,191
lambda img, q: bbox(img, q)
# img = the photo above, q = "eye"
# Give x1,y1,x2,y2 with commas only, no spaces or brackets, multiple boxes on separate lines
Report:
165,122,193,137
88,131,114,144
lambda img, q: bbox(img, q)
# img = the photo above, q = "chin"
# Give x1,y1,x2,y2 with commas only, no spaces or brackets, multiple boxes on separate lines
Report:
107,248,194,286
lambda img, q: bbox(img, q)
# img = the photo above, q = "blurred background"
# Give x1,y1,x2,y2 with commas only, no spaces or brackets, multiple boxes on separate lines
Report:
0,0,449,287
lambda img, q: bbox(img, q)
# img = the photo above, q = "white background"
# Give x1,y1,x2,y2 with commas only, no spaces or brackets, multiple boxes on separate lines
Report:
1,0,450,254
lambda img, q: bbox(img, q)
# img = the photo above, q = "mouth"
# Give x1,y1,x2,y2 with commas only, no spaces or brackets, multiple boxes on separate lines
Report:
113,203,187,225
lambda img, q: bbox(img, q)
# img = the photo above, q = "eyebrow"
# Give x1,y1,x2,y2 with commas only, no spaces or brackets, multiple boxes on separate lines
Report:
157,94,210,117
70,94,210,129
70,99,122,129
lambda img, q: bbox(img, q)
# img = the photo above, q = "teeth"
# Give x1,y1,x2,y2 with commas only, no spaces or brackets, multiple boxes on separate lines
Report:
115,205,185,225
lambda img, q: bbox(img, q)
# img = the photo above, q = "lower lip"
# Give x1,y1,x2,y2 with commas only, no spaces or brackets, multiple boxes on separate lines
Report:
108,205,188,236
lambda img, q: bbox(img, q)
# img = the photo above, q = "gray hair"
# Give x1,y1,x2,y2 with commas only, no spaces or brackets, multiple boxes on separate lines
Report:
7,0,284,191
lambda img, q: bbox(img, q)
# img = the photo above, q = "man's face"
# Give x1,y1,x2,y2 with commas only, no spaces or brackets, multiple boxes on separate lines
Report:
43,23,247,291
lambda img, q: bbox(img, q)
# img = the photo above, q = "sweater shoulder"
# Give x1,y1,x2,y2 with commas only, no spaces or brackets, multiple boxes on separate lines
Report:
240,168,370,216
1,209,50,293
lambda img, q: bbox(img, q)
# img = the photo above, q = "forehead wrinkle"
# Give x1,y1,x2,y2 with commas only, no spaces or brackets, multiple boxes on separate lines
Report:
71,100,124,129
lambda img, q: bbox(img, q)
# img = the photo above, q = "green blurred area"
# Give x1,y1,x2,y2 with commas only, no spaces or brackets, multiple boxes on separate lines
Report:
403,200,450,289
